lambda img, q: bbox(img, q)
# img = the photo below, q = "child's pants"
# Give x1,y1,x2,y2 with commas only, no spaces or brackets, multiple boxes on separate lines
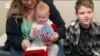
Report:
48,44,59,56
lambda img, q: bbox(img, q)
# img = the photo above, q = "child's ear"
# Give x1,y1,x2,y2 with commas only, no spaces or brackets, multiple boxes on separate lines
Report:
75,13,79,20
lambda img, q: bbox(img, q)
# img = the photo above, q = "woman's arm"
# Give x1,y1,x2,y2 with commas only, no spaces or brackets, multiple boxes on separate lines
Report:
5,14,24,50
43,0,66,39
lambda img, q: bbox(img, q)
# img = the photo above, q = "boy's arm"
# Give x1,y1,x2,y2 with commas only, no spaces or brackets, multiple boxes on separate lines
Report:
63,28,74,56
92,24,100,56
92,36,100,56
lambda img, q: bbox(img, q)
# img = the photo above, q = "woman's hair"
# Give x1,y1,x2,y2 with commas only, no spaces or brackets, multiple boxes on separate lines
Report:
75,0,94,13
7,0,42,18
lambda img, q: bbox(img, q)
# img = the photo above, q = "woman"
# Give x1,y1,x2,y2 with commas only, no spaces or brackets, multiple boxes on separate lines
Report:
3,0,66,56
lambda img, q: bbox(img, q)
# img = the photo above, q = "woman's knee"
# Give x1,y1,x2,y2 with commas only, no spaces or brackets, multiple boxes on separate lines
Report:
10,47,25,56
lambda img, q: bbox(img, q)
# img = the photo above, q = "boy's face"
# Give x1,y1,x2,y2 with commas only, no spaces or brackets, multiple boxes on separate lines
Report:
35,10,50,24
76,6,94,27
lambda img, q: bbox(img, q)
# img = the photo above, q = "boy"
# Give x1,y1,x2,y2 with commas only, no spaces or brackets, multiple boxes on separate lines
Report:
63,0,100,56
29,2,59,56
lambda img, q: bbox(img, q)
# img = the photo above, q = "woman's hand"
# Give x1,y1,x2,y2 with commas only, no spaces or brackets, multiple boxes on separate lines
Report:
49,32,59,42
21,39,30,50
40,32,59,42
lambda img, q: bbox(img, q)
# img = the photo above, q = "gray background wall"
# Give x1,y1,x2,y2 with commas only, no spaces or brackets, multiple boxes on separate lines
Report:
0,0,100,36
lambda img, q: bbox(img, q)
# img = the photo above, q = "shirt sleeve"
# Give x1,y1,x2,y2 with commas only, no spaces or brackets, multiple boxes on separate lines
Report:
43,0,66,39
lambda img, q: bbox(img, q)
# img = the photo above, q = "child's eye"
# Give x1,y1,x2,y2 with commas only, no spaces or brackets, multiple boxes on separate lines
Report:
38,16,47,18
37,16,41,18
39,17,41,18
22,0,27,1
79,12,84,15
87,11,92,14
42,17,46,18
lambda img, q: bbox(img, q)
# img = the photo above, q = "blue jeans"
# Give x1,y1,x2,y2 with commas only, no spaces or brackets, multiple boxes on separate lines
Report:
10,47,25,56
57,40,65,56
0,49,10,56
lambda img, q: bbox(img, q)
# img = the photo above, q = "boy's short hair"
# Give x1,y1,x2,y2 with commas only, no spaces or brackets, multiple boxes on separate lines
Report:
36,2,49,12
75,0,94,13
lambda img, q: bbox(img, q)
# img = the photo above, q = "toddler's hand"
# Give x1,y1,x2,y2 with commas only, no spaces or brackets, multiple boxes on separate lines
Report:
40,33,50,41
32,27,39,36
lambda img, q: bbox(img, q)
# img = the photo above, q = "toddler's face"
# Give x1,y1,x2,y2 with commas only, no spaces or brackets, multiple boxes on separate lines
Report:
35,10,50,24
